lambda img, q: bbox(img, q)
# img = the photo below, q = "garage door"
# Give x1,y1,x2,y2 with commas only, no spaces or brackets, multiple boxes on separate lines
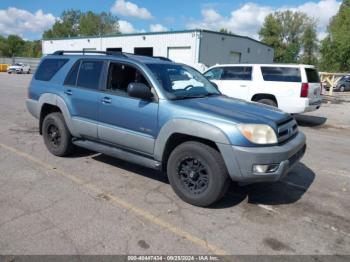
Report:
167,47,192,65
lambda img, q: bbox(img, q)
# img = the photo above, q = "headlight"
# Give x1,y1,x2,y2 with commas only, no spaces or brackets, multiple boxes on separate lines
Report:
237,124,277,144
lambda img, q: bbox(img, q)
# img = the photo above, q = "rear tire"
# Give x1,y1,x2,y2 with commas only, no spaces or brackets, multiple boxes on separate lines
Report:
42,112,74,157
167,141,230,207
257,98,277,107
339,85,345,92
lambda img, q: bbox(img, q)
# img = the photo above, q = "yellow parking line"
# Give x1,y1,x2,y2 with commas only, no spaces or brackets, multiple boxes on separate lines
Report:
0,143,230,256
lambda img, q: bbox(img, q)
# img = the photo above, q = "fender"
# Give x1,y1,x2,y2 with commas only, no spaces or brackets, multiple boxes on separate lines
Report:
153,118,231,161
38,93,80,137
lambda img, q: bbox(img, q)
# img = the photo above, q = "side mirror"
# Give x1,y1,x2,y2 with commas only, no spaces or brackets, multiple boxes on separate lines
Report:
127,83,153,100
210,81,219,90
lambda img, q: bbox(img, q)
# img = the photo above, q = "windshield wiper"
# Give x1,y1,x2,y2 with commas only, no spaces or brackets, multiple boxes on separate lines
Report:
172,94,207,100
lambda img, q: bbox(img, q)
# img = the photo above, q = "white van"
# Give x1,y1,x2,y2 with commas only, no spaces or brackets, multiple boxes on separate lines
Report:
204,64,322,114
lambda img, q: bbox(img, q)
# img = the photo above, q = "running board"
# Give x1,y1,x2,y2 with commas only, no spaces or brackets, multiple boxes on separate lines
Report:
72,139,162,170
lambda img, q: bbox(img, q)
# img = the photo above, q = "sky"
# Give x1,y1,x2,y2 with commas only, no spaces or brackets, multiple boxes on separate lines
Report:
0,0,342,40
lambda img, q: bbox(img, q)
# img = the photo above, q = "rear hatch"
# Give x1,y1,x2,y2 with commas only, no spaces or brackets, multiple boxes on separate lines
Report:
304,67,321,104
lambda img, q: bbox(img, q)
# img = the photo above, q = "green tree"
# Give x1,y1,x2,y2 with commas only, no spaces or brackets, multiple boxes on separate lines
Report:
79,12,119,36
43,10,82,39
301,21,318,65
6,35,25,57
21,40,42,57
259,10,318,63
320,0,350,72
219,28,232,34
43,10,119,39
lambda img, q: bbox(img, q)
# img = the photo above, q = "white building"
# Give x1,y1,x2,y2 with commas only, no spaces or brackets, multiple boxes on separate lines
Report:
42,29,274,71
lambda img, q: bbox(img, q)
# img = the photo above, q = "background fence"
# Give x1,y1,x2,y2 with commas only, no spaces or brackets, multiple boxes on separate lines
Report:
0,57,41,73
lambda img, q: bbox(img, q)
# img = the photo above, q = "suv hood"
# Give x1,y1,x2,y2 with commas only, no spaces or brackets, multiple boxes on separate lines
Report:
173,95,290,126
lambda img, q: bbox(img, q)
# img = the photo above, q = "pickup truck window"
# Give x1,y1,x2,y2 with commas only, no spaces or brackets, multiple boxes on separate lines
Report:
76,60,104,90
221,67,252,81
261,67,301,82
35,59,68,81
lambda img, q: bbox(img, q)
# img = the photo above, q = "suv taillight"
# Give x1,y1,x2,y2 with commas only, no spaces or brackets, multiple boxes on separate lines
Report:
301,83,309,97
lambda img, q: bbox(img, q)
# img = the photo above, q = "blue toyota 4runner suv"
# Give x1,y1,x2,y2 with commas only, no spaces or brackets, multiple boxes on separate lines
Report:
26,51,306,207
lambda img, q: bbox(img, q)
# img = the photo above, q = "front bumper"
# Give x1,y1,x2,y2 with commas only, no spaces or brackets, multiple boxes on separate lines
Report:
218,132,306,183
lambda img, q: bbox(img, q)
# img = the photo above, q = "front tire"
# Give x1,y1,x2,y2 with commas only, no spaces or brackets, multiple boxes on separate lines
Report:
42,112,74,157
167,141,230,207
339,85,345,92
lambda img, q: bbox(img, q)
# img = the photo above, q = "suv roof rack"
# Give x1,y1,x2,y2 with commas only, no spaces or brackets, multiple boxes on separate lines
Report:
52,50,127,57
51,50,173,62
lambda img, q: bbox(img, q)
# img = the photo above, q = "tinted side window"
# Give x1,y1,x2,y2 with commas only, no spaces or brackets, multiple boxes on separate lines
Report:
64,61,80,86
222,67,252,80
261,67,301,82
76,60,104,90
204,68,223,80
35,59,68,81
305,68,320,83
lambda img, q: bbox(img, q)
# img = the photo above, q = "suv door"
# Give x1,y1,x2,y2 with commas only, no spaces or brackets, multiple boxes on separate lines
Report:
98,61,158,155
63,59,105,139
205,66,252,100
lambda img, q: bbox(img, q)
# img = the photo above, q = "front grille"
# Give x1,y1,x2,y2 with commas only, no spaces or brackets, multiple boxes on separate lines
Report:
277,117,298,144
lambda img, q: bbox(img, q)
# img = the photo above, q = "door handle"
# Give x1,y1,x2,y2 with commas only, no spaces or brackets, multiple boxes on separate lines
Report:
64,89,72,96
240,85,247,87
101,97,112,104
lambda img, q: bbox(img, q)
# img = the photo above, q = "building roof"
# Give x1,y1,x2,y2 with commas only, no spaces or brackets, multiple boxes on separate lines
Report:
42,29,272,48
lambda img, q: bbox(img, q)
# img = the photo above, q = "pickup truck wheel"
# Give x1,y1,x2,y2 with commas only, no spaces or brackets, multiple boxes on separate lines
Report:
167,141,230,207
42,112,74,157
257,98,277,107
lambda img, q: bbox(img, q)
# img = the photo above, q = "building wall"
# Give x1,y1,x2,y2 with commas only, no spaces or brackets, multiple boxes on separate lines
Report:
199,31,274,67
42,31,199,64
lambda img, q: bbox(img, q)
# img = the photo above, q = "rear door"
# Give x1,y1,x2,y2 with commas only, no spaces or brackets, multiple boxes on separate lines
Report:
304,67,321,103
217,66,252,100
63,59,105,139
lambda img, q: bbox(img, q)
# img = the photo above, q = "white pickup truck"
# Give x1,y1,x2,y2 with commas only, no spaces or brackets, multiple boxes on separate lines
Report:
204,64,322,114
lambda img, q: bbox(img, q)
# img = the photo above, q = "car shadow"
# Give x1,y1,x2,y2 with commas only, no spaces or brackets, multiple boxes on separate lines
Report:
92,153,169,184
212,163,315,209
67,147,97,158
294,114,327,127
86,153,314,209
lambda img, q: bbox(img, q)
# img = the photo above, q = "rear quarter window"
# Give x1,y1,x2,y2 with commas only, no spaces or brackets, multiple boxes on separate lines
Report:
305,68,320,83
261,67,301,82
35,59,68,81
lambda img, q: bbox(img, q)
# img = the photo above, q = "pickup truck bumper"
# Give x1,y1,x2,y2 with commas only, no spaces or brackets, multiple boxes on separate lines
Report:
218,132,306,183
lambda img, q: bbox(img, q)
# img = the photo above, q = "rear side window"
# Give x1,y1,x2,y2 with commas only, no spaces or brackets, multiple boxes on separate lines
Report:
221,67,252,80
261,67,301,82
305,68,320,83
64,61,80,86
76,60,104,90
35,59,68,81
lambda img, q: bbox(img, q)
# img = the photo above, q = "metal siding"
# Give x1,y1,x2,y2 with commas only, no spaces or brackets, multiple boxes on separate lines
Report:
199,32,274,67
42,32,198,65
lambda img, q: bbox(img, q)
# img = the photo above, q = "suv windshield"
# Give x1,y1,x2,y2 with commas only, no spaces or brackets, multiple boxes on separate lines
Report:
146,63,220,100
